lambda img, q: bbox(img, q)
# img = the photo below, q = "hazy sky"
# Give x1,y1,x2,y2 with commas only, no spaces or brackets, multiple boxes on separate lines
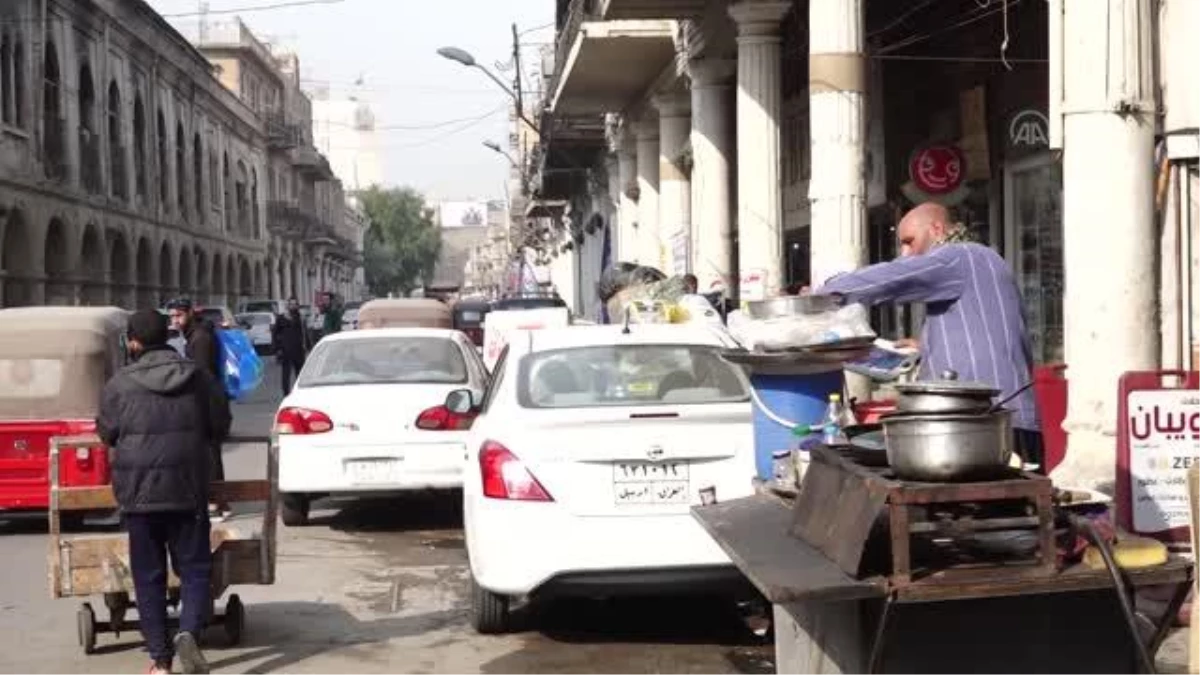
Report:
148,0,554,203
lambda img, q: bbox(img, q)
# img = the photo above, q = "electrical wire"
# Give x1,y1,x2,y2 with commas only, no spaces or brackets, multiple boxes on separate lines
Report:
0,0,347,26
375,106,506,149
315,108,506,131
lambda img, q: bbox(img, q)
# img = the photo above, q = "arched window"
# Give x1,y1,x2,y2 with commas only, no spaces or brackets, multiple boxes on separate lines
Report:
193,132,204,221
251,167,260,238
12,38,22,127
175,121,187,219
133,95,146,199
1,33,12,125
107,81,125,200
223,152,231,231
157,109,168,209
41,40,64,179
79,63,100,193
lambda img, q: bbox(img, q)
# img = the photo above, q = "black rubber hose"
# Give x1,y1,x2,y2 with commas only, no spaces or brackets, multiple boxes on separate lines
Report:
1070,514,1156,674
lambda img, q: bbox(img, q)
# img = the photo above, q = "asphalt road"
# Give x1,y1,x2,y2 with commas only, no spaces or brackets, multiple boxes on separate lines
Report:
0,363,775,674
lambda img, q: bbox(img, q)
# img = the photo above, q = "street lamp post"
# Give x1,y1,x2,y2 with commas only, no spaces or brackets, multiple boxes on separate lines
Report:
436,46,541,133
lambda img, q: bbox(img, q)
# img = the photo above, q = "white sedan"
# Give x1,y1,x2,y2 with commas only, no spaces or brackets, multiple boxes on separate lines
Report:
275,327,490,526
454,324,757,633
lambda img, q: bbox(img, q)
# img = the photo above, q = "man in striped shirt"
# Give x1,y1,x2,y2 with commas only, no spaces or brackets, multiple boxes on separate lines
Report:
814,202,1042,466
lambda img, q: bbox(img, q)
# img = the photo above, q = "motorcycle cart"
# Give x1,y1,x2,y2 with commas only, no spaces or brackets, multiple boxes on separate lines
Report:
47,434,278,654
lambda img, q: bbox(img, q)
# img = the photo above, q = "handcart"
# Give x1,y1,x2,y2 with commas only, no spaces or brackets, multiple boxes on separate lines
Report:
47,434,278,655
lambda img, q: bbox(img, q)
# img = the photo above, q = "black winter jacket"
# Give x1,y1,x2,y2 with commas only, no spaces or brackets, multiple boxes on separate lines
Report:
272,310,309,362
97,346,232,514
184,317,231,433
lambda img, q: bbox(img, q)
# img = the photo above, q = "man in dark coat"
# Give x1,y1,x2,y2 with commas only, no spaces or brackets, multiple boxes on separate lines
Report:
273,296,310,395
167,298,232,520
97,309,231,675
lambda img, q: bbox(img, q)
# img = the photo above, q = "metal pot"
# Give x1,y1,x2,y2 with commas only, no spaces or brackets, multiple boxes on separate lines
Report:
744,295,841,320
894,370,1000,415
882,410,1013,482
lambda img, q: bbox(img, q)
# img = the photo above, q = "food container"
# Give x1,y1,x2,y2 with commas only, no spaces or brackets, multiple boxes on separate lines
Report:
894,370,1000,415
882,410,1013,482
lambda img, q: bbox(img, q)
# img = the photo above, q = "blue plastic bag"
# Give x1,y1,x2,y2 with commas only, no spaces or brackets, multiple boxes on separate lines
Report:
215,328,264,401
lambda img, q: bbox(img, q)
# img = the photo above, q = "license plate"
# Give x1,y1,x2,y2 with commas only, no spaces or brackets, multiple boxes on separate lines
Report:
345,459,403,484
612,461,690,505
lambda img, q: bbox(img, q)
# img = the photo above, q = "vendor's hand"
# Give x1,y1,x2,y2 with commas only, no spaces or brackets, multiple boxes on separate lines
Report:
797,286,812,296
894,338,920,350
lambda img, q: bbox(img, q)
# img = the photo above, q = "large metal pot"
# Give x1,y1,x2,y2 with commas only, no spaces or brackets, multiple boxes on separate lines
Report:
894,371,1000,414
882,410,1013,482
744,295,841,320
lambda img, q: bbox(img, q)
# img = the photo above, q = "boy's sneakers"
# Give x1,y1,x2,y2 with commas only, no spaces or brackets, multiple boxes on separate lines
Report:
147,661,171,674
173,631,210,674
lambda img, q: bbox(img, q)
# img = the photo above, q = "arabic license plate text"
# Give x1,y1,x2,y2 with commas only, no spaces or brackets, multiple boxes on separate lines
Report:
345,459,403,485
612,461,690,505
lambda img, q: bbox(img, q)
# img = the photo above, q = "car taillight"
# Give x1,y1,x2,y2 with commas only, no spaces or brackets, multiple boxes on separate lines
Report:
275,407,334,435
479,441,553,501
415,405,476,431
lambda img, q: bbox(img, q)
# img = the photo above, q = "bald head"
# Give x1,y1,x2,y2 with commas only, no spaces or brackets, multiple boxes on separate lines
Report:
897,202,952,257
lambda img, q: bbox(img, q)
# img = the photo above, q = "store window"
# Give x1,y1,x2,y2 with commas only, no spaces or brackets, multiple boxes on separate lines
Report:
1005,155,1064,364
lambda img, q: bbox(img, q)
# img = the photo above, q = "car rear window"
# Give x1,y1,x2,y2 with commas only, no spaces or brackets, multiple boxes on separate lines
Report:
198,308,226,324
298,336,468,387
242,302,275,313
517,344,749,409
239,313,272,326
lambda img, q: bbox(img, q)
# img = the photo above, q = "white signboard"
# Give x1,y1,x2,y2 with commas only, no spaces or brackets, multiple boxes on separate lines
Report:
438,201,488,229
482,307,570,371
740,269,767,302
1127,389,1200,534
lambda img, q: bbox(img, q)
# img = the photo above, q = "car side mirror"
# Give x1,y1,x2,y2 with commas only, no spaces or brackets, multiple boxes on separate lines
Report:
445,389,476,415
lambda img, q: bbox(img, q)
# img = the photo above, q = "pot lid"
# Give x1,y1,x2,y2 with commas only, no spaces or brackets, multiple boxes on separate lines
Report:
895,369,1000,397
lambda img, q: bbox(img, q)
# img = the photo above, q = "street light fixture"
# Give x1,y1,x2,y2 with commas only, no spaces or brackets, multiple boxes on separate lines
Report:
436,45,541,132
482,140,518,168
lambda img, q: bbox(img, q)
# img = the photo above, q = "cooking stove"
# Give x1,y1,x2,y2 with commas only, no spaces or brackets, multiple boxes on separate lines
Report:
791,446,1057,588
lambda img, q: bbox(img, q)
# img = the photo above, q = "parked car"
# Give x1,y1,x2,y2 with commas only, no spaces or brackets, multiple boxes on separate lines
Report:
197,306,236,329
457,323,755,633
237,311,276,354
490,292,569,314
341,300,364,331
274,328,490,526
239,299,287,316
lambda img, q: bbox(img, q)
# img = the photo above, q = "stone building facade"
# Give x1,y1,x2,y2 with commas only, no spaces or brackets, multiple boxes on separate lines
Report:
0,1,363,310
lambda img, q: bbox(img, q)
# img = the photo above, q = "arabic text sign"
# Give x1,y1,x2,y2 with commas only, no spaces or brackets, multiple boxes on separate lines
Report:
1127,389,1200,534
481,307,570,371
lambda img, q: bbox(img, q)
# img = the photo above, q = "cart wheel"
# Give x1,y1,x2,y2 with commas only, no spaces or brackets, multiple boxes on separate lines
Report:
223,594,245,645
77,603,97,655
281,494,310,526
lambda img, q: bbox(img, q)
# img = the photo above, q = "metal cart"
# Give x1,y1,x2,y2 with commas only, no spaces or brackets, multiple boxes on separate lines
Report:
47,434,278,655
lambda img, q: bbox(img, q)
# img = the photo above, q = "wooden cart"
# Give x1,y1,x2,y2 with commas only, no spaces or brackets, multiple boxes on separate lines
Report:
47,434,278,655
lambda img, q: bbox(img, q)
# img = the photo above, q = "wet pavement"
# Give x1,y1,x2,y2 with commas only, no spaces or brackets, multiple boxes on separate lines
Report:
0,363,775,673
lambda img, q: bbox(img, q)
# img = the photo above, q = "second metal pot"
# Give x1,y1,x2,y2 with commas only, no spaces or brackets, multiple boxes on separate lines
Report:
883,410,1013,482
894,371,1001,414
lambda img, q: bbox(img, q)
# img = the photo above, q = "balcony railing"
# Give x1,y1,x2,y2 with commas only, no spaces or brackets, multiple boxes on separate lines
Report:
265,111,302,150
547,0,599,107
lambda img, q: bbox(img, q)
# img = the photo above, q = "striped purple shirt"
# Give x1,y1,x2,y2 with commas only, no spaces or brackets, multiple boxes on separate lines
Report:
818,243,1039,432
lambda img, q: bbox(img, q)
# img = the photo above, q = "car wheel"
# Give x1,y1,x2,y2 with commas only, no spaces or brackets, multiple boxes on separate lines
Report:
280,494,310,526
470,575,510,634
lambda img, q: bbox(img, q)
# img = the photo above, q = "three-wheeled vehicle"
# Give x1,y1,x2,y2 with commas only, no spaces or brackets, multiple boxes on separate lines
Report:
356,298,452,330
452,298,490,349
0,307,128,526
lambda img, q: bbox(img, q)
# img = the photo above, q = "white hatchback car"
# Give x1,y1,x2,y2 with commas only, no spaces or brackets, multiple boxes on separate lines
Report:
455,324,756,633
275,328,490,525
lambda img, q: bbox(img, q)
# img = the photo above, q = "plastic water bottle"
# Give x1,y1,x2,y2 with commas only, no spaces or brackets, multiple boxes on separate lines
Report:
820,393,850,445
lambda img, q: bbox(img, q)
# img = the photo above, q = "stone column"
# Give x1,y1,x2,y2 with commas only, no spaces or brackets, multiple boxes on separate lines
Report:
729,1,791,301
689,59,737,293
614,127,639,263
1052,0,1157,492
808,0,867,286
654,92,692,276
634,117,661,268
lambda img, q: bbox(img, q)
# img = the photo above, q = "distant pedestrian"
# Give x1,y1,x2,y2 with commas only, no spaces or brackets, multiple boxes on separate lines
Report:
681,273,699,295
97,309,231,675
322,295,344,336
273,296,310,395
168,298,232,521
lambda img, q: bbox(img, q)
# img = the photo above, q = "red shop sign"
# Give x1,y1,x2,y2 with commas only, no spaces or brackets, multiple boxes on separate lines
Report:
909,145,966,195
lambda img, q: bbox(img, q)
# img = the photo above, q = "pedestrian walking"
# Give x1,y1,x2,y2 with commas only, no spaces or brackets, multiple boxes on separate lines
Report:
97,310,231,675
273,296,310,395
167,298,233,521
322,294,344,337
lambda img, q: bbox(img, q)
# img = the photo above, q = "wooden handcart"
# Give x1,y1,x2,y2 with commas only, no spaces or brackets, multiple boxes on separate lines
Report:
47,434,278,655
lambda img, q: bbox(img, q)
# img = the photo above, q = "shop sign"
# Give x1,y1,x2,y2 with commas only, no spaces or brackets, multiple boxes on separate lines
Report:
908,145,966,196
1120,385,1200,543
1008,109,1049,149
739,269,767,302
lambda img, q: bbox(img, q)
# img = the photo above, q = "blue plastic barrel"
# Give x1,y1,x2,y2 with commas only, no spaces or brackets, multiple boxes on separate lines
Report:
749,371,844,480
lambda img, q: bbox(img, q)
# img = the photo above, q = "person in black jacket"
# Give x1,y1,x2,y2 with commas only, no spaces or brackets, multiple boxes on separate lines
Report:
168,298,232,521
272,296,310,395
98,310,231,675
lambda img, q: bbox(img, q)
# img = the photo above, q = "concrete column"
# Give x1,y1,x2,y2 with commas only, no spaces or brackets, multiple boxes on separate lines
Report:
689,59,737,293
654,92,692,276
634,117,661,268
729,1,791,301
1051,0,1157,492
614,128,638,263
808,0,867,285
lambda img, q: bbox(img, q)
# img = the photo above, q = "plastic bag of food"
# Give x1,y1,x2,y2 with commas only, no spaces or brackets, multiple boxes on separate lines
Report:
728,302,875,351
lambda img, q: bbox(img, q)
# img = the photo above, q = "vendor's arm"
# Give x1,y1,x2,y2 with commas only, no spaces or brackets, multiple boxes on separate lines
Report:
816,246,966,306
